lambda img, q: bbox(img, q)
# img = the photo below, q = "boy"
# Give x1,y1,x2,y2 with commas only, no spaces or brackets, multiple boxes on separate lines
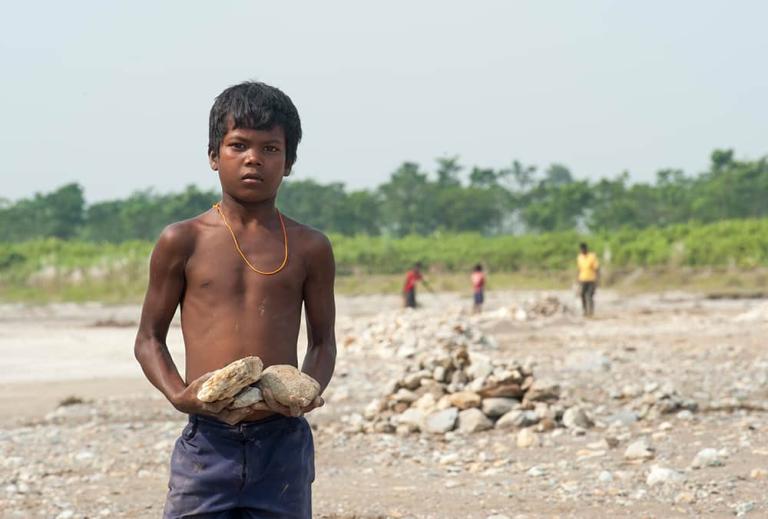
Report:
576,242,599,317
402,261,426,308
134,81,336,518
471,264,485,314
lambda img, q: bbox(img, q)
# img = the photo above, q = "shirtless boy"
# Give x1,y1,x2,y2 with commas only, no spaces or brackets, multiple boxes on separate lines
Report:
134,81,336,518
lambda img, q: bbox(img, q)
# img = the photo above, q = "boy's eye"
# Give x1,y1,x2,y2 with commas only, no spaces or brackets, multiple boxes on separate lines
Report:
229,143,246,150
264,146,279,153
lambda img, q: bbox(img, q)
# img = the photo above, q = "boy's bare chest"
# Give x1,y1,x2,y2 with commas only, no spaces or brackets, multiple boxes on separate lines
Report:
184,237,306,304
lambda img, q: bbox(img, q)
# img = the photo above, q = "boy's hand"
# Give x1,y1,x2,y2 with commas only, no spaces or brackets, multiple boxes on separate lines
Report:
171,372,233,416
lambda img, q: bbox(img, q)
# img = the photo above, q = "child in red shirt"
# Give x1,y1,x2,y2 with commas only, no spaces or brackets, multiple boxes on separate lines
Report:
471,264,485,314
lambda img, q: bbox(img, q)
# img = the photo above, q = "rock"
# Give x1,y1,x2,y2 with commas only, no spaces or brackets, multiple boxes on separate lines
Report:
598,470,613,483
624,438,655,460
562,406,594,429
229,386,263,409
424,408,459,434
397,408,425,430
526,465,546,477
608,409,638,427
448,391,482,410
749,468,768,479
412,393,437,412
523,379,560,403
197,356,263,402
481,397,518,418
691,448,723,468
478,382,524,399
401,370,431,389
674,491,696,504
466,352,493,379
496,410,539,430
735,501,755,517
393,388,419,404
516,428,539,448
646,465,686,486
458,408,493,433
259,365,321,409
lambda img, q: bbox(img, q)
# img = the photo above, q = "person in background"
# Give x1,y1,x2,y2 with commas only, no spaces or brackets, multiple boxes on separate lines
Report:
471,264,486,314
577,242,600,317
403,262,427,308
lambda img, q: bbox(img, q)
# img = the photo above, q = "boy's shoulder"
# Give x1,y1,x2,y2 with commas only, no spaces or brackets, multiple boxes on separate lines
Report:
282,215,334,261
154,210,216,258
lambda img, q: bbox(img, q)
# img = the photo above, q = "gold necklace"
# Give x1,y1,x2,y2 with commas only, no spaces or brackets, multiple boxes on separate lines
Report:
213,202,288,275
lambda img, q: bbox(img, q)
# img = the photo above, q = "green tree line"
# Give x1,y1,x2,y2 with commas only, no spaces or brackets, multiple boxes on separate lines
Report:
1,149,766,242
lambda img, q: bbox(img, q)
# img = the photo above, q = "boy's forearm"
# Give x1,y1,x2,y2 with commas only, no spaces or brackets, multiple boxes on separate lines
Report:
134,336,187,406
301,338,336,393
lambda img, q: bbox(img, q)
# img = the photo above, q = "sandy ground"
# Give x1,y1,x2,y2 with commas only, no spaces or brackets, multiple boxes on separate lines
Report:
1,290,767,518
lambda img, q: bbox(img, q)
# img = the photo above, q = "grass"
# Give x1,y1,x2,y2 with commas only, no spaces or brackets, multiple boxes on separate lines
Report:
2,268,766,304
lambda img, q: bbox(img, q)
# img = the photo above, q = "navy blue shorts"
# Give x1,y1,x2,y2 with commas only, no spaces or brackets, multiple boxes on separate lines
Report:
163,414,315,518
474,290,484,305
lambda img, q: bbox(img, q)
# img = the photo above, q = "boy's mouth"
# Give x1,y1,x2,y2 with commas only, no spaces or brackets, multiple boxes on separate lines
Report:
241,173,264,183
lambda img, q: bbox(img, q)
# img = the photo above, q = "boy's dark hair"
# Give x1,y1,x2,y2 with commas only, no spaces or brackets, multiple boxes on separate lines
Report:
208,81,302,166
474,264,483,271
579,242,588,252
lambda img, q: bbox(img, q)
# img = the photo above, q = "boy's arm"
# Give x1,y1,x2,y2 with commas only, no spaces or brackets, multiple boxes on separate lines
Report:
133,225,230,416
300,233,337,393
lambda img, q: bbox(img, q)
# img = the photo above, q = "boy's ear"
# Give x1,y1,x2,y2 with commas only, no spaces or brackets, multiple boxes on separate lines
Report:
209,150,219,171
283,161,294,177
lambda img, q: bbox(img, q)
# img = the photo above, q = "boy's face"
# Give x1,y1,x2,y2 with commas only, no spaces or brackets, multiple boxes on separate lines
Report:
209,121,291,203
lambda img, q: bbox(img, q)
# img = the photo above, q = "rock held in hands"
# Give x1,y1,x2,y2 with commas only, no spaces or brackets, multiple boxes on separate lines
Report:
197,356,264,402
259,365,321,409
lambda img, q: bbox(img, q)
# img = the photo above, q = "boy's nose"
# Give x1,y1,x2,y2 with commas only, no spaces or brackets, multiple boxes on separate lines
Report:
244,150,263,166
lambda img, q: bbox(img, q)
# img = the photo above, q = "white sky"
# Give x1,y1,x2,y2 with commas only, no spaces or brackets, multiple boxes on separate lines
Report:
2,1,767,202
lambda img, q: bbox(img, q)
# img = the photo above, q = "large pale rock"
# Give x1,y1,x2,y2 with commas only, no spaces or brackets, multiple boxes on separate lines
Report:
448,391,482,410
466,352,493,379
624,438,655,460
425,407,459,433
458,408,493,433
691,448,724,468
259,365,321,408
496,410,539,429
516,428,539,448
646,465,686,486
230,386,263,409
197,356,263,402
397,408,425,430
562,406,594,429
481,397,518,418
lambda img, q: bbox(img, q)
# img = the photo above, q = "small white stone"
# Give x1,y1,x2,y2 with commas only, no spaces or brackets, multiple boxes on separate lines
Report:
646,465,686,486
691,448,723,469
598,470,613,483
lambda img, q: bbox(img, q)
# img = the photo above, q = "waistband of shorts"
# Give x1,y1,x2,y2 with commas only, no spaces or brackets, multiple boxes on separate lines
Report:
188,413,298,440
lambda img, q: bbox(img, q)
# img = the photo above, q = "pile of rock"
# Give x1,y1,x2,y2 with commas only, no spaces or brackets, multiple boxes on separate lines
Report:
610,381,698,421
479,295,571,322
339,310,497,358
353,345,563,435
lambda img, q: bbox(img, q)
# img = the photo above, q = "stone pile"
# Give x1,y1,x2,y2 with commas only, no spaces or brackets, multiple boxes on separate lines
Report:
339,310,497,358
479,295,571,322
610,381,698,421
354,345,563,435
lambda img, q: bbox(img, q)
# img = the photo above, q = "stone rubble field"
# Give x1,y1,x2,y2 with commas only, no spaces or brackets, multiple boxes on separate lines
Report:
1,292,768,518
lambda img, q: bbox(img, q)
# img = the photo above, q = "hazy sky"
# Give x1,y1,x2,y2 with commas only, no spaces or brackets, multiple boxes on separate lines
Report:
2,1,767,202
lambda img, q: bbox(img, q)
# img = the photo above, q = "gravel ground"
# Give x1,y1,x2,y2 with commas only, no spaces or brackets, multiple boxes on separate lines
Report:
1,291,767,518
